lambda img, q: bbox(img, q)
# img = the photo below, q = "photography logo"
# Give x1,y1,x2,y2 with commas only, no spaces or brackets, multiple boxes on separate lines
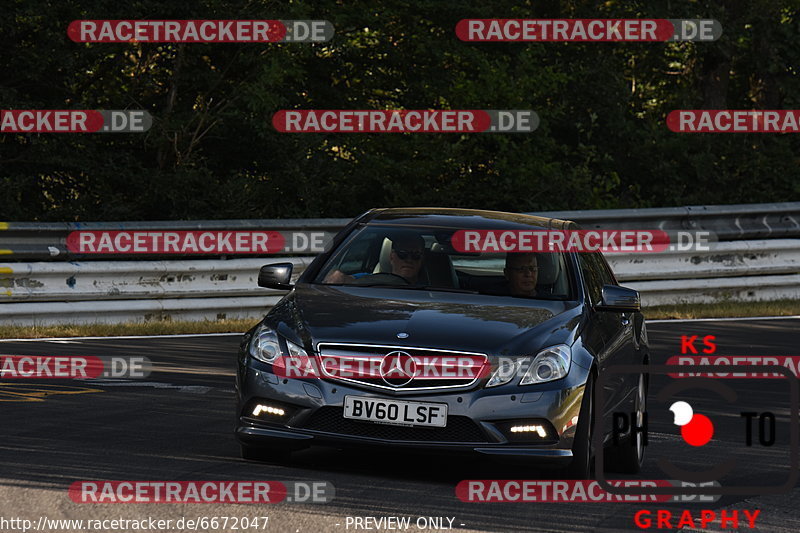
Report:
669,401,713,446
596,365,799,496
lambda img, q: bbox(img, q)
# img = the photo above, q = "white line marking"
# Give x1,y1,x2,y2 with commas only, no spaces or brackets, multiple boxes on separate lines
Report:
648,315,800,324
0,332,242,342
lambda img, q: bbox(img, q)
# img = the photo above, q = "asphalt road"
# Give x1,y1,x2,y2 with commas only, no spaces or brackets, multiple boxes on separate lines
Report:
1,317,799,533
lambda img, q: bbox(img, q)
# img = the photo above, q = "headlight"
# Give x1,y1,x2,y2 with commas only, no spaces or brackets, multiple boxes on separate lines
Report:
284,338,318,377
485,344,572,388
249,324,281,364
519,345,571,385
286,339,308,358
486,358,527,388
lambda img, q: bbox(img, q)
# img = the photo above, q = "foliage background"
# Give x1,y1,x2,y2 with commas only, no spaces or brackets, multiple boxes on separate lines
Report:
1,0,799,221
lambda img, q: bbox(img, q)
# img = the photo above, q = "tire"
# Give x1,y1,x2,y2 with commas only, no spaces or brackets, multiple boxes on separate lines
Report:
605,372,646,474
564,374,595,479
240,443,292,463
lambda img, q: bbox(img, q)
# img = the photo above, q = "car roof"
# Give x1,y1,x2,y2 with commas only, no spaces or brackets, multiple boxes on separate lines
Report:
360,207,579,231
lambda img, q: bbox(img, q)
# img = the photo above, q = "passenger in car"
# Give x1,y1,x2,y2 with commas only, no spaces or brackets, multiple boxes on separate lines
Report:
504,253,538,297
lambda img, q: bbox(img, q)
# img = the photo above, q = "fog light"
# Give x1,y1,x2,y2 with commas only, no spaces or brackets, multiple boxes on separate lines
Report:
509,424,548,438
252,404,286,417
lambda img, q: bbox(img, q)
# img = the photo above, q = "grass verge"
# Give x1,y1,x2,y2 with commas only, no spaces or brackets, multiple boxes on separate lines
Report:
0,318,259,339
643,299,800,320
0,301,797,339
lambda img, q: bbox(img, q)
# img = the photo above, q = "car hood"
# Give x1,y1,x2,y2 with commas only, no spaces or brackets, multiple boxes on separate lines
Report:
269,284,582,356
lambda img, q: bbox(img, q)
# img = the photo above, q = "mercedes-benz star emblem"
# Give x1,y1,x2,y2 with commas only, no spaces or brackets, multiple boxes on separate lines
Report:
379,351,417,387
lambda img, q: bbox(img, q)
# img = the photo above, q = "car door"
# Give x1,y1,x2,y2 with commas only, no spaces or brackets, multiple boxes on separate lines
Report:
593,252,639,410
578,253,614,415
595,252,640,407
579,252,630,417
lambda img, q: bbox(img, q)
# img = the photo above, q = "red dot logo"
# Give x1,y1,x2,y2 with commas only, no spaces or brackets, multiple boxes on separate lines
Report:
670,401,714,447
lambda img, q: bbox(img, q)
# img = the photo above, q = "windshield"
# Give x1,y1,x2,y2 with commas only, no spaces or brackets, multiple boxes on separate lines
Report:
312,225,573,300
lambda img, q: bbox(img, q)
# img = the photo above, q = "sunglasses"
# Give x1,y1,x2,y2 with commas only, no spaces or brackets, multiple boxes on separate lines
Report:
393,249,423,261
508,266,538,273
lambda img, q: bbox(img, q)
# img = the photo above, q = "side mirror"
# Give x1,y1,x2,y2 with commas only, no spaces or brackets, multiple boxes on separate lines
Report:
257,263,294,290
598,285,640,312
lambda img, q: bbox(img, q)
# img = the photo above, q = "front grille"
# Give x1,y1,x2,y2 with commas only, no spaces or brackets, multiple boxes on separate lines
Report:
316,342,488,392
298,406,491,443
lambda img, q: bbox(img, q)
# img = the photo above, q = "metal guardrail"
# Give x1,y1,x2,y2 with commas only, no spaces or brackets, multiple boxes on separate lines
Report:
1,202,798,260
0,257,312,326
610,240,800,281
1,257,313,302
0,219,345,260
609,239,800,306
623,274,800,307
0,204,798,325
1,240,798,325
543,202,800,240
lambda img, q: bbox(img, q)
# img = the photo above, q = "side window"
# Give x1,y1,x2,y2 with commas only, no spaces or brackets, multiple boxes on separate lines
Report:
578,253,604,306
594,252,617,286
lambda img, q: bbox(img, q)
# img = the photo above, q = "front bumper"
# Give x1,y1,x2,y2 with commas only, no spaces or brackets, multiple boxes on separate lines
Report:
235,359,590,463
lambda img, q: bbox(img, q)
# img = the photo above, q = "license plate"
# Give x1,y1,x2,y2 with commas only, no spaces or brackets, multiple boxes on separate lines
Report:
343,396,448,428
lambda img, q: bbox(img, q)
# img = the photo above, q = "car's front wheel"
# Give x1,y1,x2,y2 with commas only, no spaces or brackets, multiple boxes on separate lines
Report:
605,372,646,473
